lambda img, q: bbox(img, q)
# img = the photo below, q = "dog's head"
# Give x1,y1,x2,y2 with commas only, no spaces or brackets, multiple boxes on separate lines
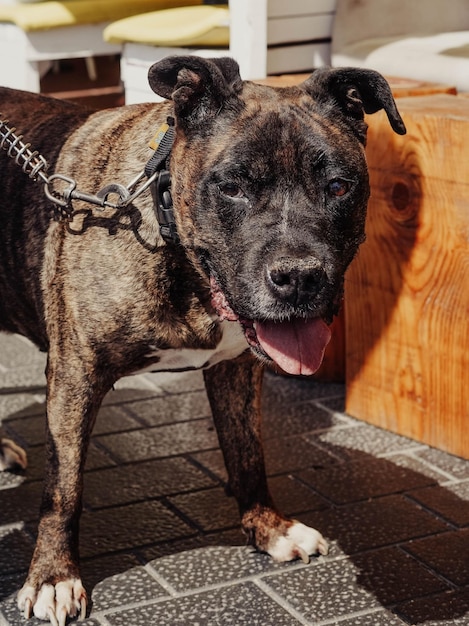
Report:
148,56,405,375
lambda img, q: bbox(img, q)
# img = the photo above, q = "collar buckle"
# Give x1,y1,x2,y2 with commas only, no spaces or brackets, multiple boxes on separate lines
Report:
152,169,179,244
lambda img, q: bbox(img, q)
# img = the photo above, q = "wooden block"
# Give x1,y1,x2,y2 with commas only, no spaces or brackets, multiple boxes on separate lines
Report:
345,94,469,459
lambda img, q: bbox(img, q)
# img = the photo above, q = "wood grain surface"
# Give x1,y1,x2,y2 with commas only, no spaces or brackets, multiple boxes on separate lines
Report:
345,94,469,458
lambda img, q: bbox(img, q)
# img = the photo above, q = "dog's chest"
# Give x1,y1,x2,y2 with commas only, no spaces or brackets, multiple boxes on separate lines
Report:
139,320,247,373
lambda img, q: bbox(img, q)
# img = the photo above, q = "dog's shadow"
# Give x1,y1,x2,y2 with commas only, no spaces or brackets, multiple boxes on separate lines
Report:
66,204,160,253
0,372,467,625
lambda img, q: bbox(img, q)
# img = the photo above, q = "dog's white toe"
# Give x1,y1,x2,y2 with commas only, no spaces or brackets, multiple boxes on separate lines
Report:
0,437,27,471
268,521,329,563
34,584,57,624
17,584,35,618
18,578,86,625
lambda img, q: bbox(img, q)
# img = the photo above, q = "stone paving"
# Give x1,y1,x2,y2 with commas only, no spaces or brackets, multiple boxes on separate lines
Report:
0,332,468,625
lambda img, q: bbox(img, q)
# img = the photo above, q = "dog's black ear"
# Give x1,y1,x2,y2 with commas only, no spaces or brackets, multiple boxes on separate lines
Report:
302,67,406,143
148,55,243,126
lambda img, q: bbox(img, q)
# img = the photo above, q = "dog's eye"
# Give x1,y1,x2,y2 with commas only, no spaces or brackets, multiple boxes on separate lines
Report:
218,182,245,199
327,178,351,197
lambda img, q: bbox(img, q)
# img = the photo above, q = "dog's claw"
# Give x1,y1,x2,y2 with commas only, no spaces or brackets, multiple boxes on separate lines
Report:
23,597,32,619
80,595,87,618
57,607,67,626
47,608,59,626
318,536,329,556
297,546,310,564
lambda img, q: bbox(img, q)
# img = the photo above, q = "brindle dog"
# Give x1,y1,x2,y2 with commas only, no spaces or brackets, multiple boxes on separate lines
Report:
0,56,405,625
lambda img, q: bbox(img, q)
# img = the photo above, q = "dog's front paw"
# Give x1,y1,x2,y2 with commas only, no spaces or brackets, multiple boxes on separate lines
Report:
0,437,27,471
18,578,86,626
268,520,329,564
243,506,328,565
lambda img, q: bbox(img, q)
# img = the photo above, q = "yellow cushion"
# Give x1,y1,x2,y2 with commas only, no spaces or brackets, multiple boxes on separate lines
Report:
0,0,202,32
103,5,229,47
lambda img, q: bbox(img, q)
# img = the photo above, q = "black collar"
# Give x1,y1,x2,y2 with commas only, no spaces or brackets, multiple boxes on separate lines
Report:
145,116,179,244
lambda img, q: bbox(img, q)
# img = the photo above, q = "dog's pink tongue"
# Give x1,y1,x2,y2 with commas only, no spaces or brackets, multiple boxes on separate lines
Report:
255,318,331,376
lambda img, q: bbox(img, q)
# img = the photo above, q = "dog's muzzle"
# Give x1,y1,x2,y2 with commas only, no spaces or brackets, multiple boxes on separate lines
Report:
209,276,331,376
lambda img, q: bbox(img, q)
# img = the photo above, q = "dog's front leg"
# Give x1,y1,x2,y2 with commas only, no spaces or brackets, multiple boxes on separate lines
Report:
203,355,328,564
17,357,108,626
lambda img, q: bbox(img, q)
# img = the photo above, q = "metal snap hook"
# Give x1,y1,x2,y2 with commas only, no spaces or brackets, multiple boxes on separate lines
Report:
96,183,131,206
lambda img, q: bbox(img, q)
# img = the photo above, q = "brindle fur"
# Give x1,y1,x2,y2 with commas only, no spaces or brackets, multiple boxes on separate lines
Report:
0,56,405,624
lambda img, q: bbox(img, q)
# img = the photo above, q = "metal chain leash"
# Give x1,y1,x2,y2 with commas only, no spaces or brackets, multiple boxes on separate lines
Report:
0,116,159,221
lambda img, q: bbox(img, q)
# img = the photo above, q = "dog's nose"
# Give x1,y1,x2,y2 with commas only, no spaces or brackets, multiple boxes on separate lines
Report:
267,257,327,305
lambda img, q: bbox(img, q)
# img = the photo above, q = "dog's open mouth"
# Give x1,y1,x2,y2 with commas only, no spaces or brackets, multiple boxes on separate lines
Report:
210,277,331,376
